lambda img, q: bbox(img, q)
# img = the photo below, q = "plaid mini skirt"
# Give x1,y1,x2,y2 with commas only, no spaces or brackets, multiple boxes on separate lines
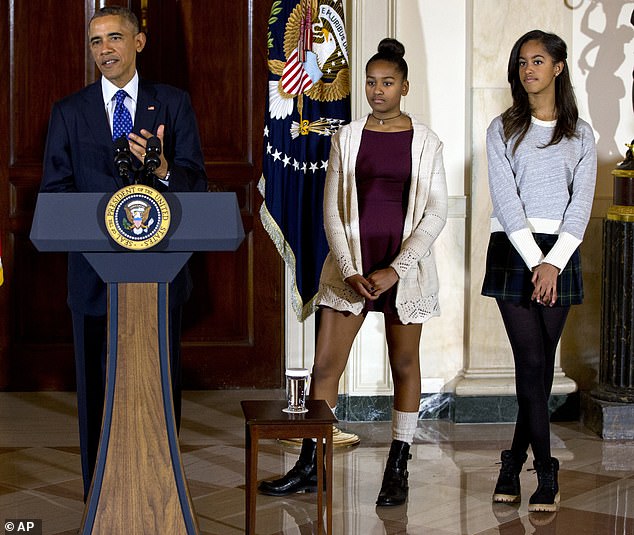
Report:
481,232,583,306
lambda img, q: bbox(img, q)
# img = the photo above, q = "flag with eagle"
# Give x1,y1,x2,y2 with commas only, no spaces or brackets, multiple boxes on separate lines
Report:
259,0,351,321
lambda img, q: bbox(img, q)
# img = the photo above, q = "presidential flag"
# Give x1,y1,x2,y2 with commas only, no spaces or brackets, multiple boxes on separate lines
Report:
259,0,351,321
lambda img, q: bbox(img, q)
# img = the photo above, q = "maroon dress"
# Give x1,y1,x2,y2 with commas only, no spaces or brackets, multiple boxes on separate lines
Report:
355,128,413,314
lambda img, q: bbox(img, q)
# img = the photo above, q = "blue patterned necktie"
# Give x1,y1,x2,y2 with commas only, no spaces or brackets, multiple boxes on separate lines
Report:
112,89,133,141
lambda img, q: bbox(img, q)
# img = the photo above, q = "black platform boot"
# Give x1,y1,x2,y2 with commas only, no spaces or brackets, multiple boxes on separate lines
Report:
492,450,528,503
376,440,411,506
258,438,319,496
529,457,560,512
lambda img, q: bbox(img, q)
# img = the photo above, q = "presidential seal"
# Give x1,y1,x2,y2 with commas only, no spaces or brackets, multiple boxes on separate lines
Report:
105,185,170,250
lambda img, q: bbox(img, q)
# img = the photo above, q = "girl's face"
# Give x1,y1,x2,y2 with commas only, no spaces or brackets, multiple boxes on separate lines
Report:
365,59,409,116
518,40,563,97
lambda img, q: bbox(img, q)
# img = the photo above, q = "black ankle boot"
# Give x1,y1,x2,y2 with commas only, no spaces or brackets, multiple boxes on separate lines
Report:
529,457,560,512
376,440,411,506
492,450,527,503
258,438,319,496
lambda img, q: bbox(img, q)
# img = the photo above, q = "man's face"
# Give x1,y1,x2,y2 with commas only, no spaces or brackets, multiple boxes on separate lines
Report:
88,15,146,87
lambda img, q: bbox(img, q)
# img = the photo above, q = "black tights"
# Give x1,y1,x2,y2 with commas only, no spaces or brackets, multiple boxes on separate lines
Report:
497,299,569,462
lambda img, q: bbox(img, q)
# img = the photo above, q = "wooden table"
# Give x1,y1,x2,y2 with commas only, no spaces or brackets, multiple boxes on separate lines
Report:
241,399,337,535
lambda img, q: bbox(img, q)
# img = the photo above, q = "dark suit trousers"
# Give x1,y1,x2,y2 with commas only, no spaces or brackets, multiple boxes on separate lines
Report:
71,305,183,500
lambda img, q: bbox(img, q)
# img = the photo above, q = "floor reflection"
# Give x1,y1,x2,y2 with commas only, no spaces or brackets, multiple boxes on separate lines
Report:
1,390,633,534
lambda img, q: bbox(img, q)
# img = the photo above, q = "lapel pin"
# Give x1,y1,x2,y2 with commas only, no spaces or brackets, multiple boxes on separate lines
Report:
147,105,155,111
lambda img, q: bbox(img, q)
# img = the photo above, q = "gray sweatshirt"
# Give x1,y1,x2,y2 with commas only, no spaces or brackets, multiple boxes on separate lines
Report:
486,115,597,270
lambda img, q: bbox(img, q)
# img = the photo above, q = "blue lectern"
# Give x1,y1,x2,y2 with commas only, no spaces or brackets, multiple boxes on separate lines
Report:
31,191,244,535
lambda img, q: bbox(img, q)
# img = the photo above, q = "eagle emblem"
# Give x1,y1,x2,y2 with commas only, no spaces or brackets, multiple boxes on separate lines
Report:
268,0,349,136
124,200,153,235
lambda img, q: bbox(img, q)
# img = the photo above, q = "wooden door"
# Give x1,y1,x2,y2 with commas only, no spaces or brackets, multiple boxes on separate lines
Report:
0,0,283,390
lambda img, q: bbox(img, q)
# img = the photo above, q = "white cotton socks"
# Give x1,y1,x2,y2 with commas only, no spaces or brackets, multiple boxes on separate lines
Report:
392,409,418,444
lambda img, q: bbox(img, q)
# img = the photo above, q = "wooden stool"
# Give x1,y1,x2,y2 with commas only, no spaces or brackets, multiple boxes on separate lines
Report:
241,399,337,535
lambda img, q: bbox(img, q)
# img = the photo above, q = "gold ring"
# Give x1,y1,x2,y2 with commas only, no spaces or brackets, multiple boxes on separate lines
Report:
141,152,146,158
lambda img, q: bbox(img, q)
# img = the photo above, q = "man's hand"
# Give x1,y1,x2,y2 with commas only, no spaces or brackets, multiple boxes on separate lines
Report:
128,124,168,179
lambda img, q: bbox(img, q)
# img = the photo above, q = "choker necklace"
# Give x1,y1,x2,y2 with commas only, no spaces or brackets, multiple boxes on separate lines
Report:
371,112,402,126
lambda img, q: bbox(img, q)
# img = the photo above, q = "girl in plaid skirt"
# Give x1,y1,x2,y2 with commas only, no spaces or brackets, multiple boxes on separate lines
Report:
482,30,596,512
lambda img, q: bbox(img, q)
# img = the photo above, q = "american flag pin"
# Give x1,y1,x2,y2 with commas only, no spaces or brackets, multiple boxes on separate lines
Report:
147,105,155,110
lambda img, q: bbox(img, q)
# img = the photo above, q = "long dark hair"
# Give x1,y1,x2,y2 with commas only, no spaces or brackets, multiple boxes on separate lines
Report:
502,30,578,153
365,38,408,80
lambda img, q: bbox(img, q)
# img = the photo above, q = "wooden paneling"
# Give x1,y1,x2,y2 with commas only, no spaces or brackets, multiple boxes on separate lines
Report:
0,0,283,390
1,1,87,389
0,0,9,386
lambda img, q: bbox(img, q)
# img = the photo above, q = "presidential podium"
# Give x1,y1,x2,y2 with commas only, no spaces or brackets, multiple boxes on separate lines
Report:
30,190,245,535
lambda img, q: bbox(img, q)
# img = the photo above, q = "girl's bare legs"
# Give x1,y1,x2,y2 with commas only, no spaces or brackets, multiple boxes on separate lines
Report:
311,307,367,407
377,316,422,506
385,317,422,412
258,307,365,496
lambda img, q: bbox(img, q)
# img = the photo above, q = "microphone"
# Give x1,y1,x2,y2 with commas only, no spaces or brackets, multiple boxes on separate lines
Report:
113,135,133,183
144,136,162,174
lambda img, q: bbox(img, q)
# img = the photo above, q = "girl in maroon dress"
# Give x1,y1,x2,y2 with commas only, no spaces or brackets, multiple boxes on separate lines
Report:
259,38,448,507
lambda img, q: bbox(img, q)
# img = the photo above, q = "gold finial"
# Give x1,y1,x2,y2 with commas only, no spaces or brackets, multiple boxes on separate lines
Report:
141,0,149,34
615,139,634,172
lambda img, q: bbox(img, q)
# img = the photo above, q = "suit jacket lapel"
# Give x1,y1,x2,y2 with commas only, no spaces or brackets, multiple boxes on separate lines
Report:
80,81,124,188
81,82,113,147
135,80,160,134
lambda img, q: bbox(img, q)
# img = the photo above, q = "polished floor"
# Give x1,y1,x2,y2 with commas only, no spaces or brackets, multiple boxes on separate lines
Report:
1,390,633,534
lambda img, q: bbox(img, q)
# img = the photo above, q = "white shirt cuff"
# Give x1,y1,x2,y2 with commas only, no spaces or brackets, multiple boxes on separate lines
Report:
542,232,581,271
509,228,544,269
157,169,170,187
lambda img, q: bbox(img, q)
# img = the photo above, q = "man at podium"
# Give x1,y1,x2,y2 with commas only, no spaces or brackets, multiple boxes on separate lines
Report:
39,6,207,500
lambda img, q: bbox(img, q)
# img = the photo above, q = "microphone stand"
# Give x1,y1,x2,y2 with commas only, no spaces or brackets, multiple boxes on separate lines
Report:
143,136,162,189
113,135,134,185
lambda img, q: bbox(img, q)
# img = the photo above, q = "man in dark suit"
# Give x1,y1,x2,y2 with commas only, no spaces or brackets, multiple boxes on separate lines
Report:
40,6,207,500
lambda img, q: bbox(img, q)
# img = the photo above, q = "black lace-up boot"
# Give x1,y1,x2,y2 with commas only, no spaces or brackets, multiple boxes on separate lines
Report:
492,450,528,503
528,457,560,512
258,439,320,496
376,440,411,506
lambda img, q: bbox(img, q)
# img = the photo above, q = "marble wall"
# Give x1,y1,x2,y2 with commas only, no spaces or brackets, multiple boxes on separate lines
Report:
285,0,634,420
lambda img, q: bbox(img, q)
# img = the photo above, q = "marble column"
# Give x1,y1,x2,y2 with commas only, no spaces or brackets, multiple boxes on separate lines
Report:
597,214,634,403
582,151,634,439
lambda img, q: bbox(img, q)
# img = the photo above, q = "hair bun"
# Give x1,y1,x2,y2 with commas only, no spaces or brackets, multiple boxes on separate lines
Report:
377,38,405,58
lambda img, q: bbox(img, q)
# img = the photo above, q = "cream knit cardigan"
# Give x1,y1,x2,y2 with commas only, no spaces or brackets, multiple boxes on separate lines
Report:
316,114,448,324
